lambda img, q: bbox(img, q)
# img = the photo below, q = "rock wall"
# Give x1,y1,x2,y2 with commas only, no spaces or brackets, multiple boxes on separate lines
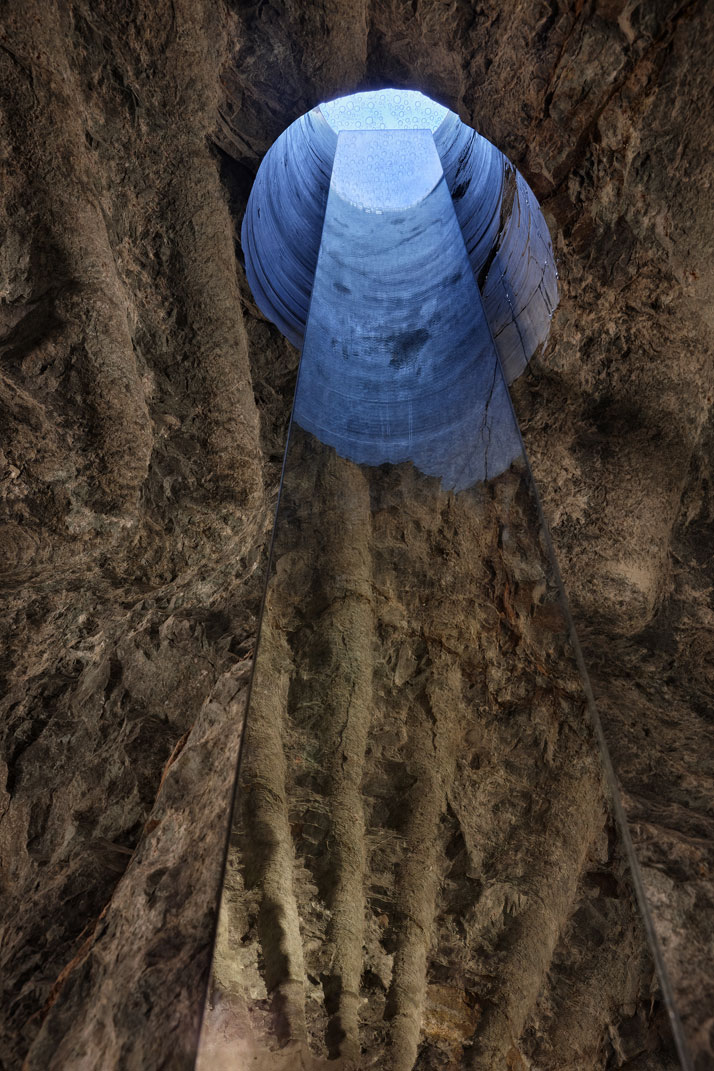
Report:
199,431,678,1070
0,1,712,1068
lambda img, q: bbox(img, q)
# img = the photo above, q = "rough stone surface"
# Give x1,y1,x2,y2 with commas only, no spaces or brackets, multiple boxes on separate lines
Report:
0,1,712,1068
199,432,679,1070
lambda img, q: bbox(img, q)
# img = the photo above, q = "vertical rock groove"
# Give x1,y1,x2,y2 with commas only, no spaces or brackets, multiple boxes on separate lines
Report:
385,666,461,1071
305,459,374,1061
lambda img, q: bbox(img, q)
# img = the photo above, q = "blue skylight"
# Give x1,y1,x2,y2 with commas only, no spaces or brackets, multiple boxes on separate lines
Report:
319,89,448,132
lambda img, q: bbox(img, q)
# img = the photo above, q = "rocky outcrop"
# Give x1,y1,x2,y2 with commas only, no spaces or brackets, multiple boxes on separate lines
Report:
0,1,712,1068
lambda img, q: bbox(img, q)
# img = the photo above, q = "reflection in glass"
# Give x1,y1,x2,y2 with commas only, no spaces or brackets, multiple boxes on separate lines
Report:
196,106,683,1071
320,89,448,132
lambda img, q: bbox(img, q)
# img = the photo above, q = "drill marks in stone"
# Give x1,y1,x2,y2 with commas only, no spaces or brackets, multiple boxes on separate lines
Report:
384,662,461,1071
480,172,560,383
290,456,374,1061
329,129,444,212
242,109,337,349
238,617,308,1046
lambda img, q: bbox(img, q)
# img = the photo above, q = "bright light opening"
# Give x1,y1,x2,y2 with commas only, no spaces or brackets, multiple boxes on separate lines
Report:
319,89,448,132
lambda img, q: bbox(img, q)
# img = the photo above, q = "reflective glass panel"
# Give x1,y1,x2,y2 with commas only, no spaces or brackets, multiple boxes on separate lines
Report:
196,127,683,1071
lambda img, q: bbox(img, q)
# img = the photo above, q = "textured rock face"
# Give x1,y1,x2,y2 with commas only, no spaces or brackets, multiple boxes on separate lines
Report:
199,431,678,1070
0,1,712,1069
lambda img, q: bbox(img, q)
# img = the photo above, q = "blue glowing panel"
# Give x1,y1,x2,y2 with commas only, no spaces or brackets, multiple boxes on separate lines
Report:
320,89,448,132
293,129,520,490
241,109,337,348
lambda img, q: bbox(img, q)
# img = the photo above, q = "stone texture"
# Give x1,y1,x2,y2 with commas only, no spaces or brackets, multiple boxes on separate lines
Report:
0,0,712,1068
199,431,679,1070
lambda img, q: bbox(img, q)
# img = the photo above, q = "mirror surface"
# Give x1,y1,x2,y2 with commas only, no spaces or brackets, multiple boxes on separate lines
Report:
197,104,682,1071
